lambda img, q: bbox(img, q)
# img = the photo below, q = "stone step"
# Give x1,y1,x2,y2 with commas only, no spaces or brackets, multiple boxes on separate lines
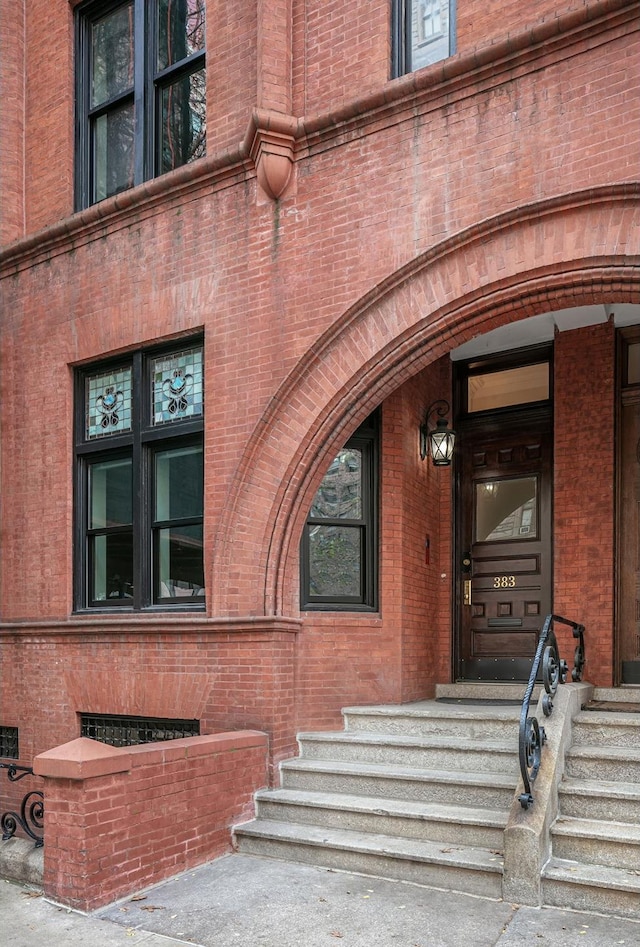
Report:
280,758,517,809
571,711,640,747
542,857,640,921
234,820,504,899
592,686,640,704
435,683,537,702
565,745,640,782
558,777,640,823
343,702,520,742
297,731,519,775
551,816,640,870
254,788,507,849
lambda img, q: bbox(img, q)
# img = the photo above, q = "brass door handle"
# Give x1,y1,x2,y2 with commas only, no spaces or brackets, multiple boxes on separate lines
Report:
463,579,472,606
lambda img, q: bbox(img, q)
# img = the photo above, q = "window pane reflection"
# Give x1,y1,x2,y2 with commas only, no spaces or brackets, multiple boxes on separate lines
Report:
468,363,549,413
159,68,206,173
157,0,205,70
310,450,362,519
628,343,640,385
308,526,361,597
91,532,134,600
475,477,537,542
91,2,134,107
155,446,203,521
156,525,204,598
90,458,132,529
93,102,135,201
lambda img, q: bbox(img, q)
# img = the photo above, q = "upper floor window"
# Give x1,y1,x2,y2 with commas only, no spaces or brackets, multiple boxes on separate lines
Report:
75,340,205,610
392,1,455,77
75,0,206,209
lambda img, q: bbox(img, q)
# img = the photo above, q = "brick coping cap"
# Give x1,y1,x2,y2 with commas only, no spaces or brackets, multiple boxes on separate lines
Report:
33,731,267,781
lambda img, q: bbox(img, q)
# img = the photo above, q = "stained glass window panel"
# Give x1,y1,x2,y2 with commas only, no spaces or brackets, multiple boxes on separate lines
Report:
152,346,203,424
86,367,133,438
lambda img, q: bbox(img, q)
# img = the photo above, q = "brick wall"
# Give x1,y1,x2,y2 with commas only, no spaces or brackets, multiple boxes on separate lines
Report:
554,322,616,683
34,731,268,910
0,1,637,791
0,624,298,786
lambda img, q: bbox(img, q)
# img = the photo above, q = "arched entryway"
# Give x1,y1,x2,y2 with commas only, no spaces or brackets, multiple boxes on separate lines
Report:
211,184,639,693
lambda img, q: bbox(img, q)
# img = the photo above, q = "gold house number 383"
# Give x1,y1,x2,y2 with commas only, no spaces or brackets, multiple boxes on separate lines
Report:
493,575,516,588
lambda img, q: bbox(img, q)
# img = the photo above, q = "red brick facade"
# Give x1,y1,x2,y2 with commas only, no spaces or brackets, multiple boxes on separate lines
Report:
34,732,268,910
0,0,639,900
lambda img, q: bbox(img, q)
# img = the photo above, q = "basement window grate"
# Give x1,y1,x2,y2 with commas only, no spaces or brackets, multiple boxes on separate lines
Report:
0,726,19,759
80,714,200,748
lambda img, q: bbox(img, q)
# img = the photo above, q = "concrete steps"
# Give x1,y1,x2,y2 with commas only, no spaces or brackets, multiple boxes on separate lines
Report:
254,788,507,848
280,758,517,810
235,686,522,897
237,821,504,898
542,686,640,920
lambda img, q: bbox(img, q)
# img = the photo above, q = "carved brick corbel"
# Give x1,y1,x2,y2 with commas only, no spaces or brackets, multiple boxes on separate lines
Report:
248,110,298,200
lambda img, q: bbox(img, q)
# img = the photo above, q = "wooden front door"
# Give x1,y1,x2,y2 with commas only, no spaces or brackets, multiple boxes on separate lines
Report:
457,415,553,680
619,393,640,684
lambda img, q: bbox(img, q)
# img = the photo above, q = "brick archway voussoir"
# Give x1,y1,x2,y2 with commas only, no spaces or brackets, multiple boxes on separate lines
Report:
211,185,640,617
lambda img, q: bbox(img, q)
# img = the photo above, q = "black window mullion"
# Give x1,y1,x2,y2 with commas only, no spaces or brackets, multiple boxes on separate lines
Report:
131,353,146,608
154,50,206,86
133,0,147,186
75,10,91,210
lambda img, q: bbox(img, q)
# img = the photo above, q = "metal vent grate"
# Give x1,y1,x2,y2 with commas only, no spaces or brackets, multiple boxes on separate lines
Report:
80,714,199,748
0,726,19,759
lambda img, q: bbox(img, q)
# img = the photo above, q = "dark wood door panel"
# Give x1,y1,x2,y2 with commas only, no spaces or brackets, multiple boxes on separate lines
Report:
619,399,640,684
458,416,552,681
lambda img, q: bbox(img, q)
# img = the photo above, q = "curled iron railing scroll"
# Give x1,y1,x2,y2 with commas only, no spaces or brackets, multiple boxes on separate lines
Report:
518,614,585,810
0,763,44,847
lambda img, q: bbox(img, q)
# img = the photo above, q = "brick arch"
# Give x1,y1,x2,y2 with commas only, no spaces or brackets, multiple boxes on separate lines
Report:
211,184,640,617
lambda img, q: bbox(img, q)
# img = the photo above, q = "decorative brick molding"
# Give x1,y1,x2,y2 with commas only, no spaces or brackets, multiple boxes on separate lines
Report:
34,732,268,911
248,109,298,200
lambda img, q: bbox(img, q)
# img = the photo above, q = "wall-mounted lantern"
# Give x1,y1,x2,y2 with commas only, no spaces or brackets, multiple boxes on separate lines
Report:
419,400,456,466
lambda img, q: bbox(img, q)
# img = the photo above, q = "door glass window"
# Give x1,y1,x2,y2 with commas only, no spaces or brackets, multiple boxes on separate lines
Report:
468,363,549,413
475,477,538,543
627,342,640,385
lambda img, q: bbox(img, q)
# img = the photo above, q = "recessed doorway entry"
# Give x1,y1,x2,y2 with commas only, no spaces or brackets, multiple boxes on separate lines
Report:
454,350,553,681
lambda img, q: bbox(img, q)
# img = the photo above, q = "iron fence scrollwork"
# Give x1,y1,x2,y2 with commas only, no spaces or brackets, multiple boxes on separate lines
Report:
1,763,44,847
518,614,585,810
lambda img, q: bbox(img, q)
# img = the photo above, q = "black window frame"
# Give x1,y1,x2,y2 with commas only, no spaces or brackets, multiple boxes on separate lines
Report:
392,0,456,78
74,338,205,612
75,0,206,210
301,413,379,612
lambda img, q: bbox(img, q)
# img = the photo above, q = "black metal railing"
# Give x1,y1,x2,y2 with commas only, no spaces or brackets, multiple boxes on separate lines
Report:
518,614,585,810
1,764,44,847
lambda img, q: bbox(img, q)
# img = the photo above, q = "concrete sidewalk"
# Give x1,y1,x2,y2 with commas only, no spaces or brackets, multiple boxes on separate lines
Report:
2,853,639,947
